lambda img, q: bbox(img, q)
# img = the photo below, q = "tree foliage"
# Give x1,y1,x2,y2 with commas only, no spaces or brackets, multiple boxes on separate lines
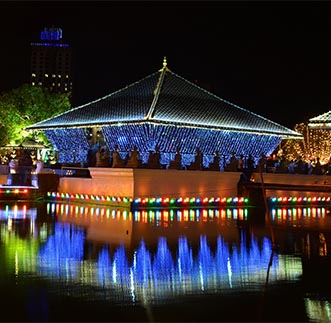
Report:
0,84,71,147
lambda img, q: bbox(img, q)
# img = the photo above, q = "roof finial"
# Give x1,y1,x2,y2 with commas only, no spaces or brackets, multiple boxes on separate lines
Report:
158,56,169,72
163,56,167,68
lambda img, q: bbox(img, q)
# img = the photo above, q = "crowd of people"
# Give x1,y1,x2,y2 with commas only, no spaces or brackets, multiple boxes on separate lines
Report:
87,145,331,175
3,145,330,178
0,149,45,185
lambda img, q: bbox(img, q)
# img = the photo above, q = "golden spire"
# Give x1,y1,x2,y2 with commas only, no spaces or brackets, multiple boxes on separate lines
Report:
159,56,169,72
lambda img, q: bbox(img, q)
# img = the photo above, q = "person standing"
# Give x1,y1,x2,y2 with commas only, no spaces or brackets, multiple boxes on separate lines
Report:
237,154,244,172
126,145,140,168
19,151,33,185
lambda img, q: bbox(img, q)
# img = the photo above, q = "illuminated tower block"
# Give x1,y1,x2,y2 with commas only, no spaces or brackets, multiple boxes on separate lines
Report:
30,27,73,96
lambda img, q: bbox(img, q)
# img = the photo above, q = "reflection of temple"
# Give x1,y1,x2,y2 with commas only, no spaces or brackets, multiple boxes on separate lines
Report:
37,213,301,305
1,204,331,321
35,202,302,304
27,58,301,168
54,203,248,249
11,202,331,312
56,204,133,247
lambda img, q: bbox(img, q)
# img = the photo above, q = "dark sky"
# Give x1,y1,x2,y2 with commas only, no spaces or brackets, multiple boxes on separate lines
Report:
1,1,331,129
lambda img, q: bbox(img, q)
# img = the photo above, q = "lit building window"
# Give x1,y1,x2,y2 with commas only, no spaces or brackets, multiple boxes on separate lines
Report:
32,73,36,77
58,75,61,78
45,74,48,77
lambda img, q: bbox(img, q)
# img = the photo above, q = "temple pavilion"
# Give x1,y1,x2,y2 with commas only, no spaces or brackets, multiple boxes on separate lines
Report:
285,110,331,164
26,58,302,168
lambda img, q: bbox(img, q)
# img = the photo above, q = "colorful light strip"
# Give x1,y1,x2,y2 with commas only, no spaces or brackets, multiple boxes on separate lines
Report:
46,191,248,209
46,191,132,207
0,188,30,195
131,196,248,209
269,195,331,206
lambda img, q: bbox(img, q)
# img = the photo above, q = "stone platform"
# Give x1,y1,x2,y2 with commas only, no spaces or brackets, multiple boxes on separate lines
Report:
58,168,242,199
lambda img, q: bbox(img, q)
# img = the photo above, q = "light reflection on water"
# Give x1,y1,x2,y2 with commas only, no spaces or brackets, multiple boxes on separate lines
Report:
1,202,331,321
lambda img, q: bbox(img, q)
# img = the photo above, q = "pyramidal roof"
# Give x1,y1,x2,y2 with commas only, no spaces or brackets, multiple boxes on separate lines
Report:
309,111,331,122
27,57,302,139
308,110,331,129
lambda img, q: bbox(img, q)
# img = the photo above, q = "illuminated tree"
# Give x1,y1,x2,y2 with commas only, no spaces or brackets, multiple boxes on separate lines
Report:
0,84,71,147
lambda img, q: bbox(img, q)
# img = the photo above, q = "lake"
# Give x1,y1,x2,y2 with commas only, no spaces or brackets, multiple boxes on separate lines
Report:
0,201,330,322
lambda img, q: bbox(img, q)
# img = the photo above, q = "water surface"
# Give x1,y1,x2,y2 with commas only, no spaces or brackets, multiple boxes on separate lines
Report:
0,202,330,322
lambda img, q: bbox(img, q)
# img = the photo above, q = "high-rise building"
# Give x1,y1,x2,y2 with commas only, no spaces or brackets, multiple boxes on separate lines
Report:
30,27,73,96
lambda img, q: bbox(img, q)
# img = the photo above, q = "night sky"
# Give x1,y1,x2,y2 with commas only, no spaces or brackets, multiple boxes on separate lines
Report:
1,1,331,129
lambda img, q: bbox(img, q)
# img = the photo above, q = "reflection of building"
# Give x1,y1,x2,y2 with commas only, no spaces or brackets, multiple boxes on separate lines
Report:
30,27,73,96
26,58,302,166
54,202,248,247
39,203,302,306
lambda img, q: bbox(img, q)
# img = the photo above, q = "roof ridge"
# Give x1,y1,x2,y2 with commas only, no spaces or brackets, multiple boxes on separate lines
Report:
144,57,169,120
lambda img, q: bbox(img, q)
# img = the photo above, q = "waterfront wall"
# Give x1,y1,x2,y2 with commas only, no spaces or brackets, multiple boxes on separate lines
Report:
55,168,331,200
59,168,134,197
4,164,331,202
58,168,242,198
0,175,6,185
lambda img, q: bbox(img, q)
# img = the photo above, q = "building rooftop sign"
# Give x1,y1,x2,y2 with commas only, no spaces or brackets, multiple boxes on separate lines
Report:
40,27,62,41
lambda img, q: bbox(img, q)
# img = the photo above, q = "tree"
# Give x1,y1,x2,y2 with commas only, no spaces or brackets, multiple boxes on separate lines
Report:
0,84,71,147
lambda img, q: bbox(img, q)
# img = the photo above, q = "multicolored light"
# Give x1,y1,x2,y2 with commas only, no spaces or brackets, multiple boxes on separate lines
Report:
46,191,248,209
269,195,331,206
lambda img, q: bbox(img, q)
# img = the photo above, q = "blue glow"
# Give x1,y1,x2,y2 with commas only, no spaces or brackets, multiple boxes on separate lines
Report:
133,240,153,287
34,205,301,302
152,237,175,287
112,245,130,284
42,124,281,166
215,236,231,279
97,247,112,286
177,237,194,279
38,223,84,278
45,128,90,163
31,42,69,47
40,27,62,41
45,124,280,165
93,233,280,289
